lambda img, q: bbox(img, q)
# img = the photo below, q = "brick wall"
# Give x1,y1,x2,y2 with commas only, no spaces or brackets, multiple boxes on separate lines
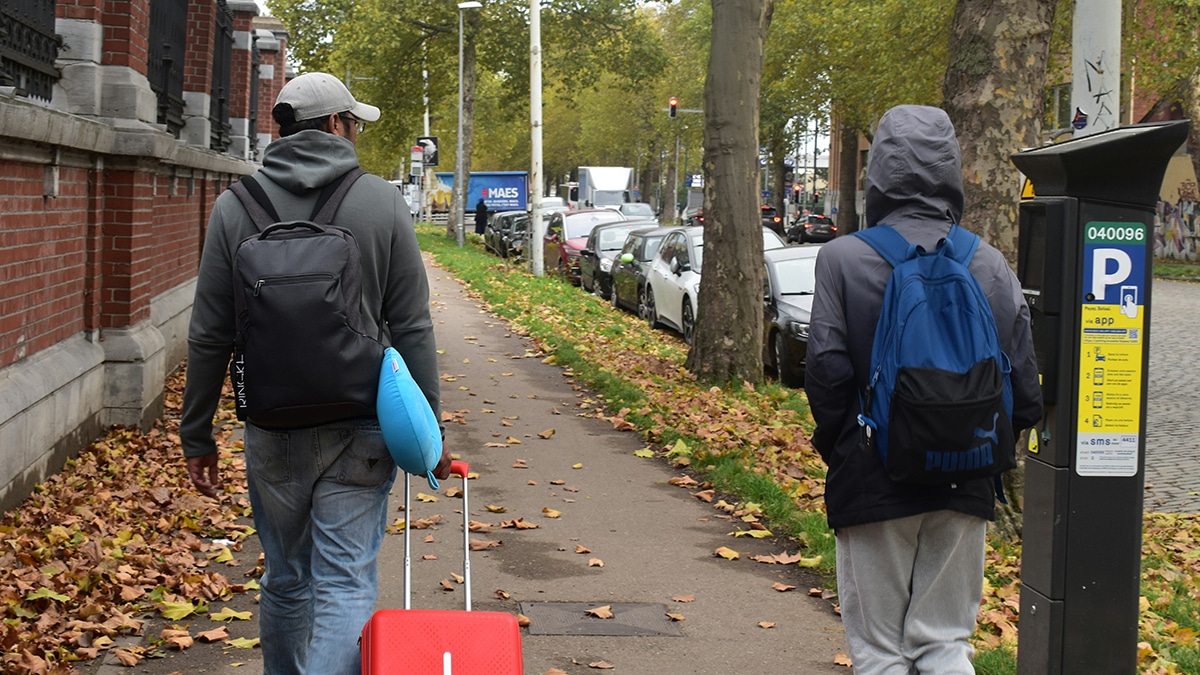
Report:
0,0,288,512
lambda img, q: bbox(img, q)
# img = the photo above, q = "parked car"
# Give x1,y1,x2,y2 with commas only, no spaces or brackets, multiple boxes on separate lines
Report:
483,210,523,256
645,227,703,344
763,226,787,251
761,205,784,235
610,226,674,318
787,214,837,244
503,214,531,258
614,202,657,220
484,210,530,258
646,227,793,344
543,209,625,284
762,244,822,387
578,220,657,299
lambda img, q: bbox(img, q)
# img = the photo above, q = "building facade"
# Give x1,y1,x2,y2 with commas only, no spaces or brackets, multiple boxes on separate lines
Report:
0,0,289,511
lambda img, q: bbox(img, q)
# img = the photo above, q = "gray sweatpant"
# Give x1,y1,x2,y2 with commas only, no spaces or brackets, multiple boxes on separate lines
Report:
836,510,986,675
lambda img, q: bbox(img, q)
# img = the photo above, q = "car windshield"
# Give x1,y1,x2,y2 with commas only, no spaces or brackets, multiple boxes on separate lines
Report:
599,226,639,250
564,212,623,239
621,203,655,218
774,257,818,296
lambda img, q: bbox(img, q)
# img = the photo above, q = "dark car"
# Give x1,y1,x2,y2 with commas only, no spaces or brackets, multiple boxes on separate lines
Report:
543,209,625,284
578,220,658,299
762,244,822,387
498,211,531,258
787,213,837,244
761,205,784,235
483,210,528,257
610,226,674,318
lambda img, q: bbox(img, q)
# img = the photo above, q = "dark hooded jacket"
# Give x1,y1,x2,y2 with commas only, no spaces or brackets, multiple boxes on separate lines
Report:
804,105,1042,530
180,130,438,458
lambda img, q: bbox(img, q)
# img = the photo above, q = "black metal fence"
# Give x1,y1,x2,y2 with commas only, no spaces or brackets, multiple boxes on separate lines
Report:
149,0,188,135
0,0,61,101
208,0,232,151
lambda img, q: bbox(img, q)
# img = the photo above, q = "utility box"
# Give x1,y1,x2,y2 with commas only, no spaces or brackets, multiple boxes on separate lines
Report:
1011,120,1190,674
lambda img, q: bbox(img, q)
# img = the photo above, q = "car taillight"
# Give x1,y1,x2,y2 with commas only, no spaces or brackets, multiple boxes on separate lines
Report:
831,225,838,231
773,216,782,224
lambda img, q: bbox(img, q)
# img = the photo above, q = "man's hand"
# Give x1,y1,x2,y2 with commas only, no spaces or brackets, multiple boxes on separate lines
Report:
433,446,453,481
187,453,220,498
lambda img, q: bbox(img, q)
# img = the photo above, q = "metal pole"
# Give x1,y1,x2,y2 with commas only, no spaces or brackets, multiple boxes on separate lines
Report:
1071,0,1120,138
529,0,545,276
455,8,466,247
673,133,680,224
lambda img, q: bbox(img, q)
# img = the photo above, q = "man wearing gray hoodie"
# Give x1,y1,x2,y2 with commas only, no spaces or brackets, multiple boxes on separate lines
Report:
805,105,1041,673
181,72,451,675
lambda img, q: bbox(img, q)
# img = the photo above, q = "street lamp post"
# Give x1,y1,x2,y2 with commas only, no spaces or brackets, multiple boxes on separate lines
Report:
455,1,482,247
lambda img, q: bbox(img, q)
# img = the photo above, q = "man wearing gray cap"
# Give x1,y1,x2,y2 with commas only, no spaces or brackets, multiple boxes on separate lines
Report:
180,72,451,675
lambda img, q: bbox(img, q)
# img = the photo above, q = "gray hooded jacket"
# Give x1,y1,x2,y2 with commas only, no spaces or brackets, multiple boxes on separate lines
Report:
805,105,1042,529
180,130,438,458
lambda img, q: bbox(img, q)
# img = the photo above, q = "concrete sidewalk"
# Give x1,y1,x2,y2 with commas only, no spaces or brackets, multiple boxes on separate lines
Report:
385,255,848,673
87,252,848,674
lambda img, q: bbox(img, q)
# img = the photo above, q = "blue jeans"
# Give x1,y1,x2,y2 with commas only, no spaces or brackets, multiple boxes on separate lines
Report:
244,420,397,675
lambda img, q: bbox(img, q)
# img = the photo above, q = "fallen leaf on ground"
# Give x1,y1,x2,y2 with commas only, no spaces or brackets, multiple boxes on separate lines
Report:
512,459,529,469
538,429,556,439
586,605,614,619
634,448,655,458
575,545,592,554
416,492,438,503
440,579,455,591
226,637,260,649
834,653,853,667
729,529,774,539
518,613,532,627
758,622,776,629
542,507,562,518
666,613,685,621
486,504,507,513
714,547,740,560
470,539,503,550
588,558,604,568
507,436,523,444
672,594,695,603
545,669,566,675
772,583,797,592
494,589,511,600
588,661,615,669
572,463,583,469
210,607,252,621
196,626,230,642
161,629,193,650
693,489,715,503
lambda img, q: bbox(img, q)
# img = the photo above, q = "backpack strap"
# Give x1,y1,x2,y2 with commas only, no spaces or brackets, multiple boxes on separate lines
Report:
229,176,281,232
944,224,981,265
311,167,367,224
853,224,914,268
229,168,367,231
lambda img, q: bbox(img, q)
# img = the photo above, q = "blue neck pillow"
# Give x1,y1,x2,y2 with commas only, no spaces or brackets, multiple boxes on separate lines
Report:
377,347,442,489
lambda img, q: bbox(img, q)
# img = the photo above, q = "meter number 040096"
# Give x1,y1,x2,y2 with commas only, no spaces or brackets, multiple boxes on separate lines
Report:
1088,224,1144,242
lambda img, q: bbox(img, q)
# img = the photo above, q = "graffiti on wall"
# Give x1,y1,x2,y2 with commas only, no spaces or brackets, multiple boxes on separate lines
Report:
1156,179,1198,262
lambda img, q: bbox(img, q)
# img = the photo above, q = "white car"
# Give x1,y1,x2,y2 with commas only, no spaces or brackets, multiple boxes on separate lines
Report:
645,227,788,344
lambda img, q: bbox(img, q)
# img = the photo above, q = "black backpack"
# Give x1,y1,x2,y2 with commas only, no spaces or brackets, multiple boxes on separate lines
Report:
228,168,384,429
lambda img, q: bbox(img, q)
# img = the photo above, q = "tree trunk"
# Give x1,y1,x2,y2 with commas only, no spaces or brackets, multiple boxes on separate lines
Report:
1184,76,1200,188
686,0,773,383
942,0,1055,537
942,0,1057,264
836,120,860,235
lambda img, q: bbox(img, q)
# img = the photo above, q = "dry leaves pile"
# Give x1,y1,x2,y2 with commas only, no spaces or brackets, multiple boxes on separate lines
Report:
0,371,252,674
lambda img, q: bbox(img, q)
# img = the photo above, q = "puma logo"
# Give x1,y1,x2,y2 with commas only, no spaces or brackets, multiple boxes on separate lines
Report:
973,412,1000,445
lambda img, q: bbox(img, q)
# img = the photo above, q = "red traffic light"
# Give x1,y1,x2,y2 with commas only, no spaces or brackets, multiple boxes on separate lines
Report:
669,96,678,118
792,183,801,192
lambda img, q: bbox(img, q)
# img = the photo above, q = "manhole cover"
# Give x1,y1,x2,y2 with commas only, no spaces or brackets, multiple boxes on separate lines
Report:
519,602,684,637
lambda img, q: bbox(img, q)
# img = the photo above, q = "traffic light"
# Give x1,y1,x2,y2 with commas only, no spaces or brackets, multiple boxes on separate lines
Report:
669,96,678,119
792,183,801,204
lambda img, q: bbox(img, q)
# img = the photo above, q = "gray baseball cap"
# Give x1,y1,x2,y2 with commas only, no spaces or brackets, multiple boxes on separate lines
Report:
275,72,381,123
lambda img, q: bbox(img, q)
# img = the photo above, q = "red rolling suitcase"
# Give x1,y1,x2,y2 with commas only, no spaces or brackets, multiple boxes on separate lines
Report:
361,461,524,674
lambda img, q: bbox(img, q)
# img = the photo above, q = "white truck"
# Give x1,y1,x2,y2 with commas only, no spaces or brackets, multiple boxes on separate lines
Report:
576,166,634,209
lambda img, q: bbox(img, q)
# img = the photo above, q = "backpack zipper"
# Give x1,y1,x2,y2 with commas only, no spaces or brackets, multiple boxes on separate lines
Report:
253,273,334,296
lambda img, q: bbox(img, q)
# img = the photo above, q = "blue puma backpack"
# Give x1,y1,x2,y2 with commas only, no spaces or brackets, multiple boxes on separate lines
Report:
854,224,1015,485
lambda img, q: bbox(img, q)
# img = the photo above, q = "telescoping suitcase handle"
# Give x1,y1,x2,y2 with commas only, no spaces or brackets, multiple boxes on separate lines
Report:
404,461,472,611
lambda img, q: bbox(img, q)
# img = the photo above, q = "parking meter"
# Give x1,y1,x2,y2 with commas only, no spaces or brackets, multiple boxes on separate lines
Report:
1010,119,1189,674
